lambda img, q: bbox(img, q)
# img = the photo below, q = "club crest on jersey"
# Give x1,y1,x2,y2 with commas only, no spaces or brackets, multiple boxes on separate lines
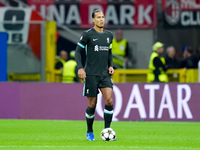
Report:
107,38,109,43
94,45,99,51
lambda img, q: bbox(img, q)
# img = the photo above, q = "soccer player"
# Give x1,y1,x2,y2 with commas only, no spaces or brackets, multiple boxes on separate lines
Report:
75,9,115,141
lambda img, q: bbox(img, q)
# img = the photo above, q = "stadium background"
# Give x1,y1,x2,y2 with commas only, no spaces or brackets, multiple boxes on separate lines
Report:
0,0,200,122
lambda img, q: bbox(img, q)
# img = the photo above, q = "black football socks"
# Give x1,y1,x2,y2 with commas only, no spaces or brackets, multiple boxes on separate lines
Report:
104,105,113,128
85,106,95,133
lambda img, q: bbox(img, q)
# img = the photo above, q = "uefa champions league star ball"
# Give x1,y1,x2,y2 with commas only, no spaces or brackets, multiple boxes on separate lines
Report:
100,128,116,141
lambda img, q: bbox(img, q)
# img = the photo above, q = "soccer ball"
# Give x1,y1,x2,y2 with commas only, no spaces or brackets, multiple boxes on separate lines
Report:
100,128,116,141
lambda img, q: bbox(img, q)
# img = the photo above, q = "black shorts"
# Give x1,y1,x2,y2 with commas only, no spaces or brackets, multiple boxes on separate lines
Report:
83,75,113,97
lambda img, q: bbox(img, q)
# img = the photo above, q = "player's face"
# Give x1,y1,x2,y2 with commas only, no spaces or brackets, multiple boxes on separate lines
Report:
92,11,105,28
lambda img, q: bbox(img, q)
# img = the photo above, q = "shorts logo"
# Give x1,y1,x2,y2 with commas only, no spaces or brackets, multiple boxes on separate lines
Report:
86,89,89,94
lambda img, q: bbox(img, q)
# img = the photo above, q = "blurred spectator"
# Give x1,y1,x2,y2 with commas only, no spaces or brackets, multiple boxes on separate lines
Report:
165,46,180,69
182,45,188,59
62,51,79,83
55,50,68,69
147,42,168,82
112,29,129,68
179,46,199,69
195,46,200,60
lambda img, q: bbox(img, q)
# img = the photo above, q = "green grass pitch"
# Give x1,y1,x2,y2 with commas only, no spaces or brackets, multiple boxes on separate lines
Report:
0,120,200,150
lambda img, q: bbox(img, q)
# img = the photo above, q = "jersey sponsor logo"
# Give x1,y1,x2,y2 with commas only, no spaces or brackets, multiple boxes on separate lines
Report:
94,45,109,52
93,38,98,41
99,46,109,51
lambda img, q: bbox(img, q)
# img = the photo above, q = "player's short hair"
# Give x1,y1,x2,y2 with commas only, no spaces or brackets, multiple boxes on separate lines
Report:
92,9,103,18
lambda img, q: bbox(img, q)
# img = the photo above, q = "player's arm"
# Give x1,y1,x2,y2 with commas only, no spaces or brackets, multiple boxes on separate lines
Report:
75,44,86,81
108,45,113,68
75,44,84,70
108,43,114,75
108,33,113,68
75,33,88,81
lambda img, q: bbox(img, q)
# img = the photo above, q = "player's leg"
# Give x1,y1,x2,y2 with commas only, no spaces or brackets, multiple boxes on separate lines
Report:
83,75,99,141
100,87,113,128
86,97,97,133
101,87,117,141
85,97,97,141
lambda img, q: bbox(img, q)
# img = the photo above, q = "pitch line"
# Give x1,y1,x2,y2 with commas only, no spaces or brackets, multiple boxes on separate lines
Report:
0,145,198,149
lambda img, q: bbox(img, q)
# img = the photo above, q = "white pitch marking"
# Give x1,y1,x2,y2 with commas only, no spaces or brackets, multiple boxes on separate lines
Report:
0,145,198,149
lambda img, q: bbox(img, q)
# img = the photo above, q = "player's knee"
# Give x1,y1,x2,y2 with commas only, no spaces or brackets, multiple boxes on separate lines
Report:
88,103,96,108
88,97,97,108
88,101,97,108
105,98,113,106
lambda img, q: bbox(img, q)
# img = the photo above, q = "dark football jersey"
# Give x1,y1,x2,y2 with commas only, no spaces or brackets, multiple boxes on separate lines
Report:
75,28,113,76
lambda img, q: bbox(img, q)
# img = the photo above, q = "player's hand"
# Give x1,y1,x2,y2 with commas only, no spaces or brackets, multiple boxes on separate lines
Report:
108,66,115,75
78,68,86,81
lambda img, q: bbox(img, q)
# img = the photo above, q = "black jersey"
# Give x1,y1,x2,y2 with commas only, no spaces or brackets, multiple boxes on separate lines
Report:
75,28,113,76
